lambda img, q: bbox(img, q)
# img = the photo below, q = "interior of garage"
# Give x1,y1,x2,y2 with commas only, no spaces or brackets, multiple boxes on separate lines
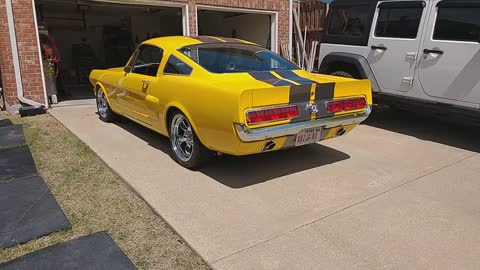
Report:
197,10,272,50
35,0,183,102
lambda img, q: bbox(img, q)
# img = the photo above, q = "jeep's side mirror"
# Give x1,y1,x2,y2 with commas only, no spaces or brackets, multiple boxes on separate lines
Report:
124,66,132,73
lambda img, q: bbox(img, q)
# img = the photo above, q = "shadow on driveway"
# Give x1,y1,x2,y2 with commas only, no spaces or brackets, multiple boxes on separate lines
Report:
364,106,480,153
200,145,350,188
112,117,350,188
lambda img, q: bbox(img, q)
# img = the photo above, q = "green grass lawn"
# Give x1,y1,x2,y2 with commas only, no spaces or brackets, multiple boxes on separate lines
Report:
0,112,209,270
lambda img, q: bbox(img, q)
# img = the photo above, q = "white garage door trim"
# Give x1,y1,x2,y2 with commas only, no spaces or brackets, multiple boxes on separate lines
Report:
195,5,278,53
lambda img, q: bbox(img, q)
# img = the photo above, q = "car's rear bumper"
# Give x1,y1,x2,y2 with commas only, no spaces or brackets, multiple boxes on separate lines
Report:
234,105,372,142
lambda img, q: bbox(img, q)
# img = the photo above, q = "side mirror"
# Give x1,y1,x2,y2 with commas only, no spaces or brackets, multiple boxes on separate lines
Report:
124,66,132,73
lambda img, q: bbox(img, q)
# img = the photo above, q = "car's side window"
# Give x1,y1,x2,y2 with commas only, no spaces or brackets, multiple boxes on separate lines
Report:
433,5,480,42
163,55,193,75
327,5,371,38
374,2,425,39
130,45,164,77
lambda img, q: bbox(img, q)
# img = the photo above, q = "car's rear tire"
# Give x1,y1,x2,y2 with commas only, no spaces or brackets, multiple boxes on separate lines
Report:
330,71,354,78
169,111,211,169
96,88,117,122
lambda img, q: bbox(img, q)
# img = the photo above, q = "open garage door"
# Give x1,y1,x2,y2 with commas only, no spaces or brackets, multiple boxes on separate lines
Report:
35,0,186,102
197,7,277,52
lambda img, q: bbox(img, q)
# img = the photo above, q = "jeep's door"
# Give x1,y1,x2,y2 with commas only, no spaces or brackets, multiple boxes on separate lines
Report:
418,0,480,107
367,1,429,92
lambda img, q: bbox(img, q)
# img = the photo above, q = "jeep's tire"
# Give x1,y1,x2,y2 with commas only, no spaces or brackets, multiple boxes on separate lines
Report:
96,88,117,122
169,111,211,169
331,71,354,78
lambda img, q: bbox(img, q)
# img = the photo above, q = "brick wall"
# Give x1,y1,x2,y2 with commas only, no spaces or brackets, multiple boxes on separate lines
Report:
0,0,17,105
0,0,45,106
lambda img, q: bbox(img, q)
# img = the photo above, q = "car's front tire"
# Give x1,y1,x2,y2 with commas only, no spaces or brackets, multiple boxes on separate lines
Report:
96,88,117,122
169,111,211,169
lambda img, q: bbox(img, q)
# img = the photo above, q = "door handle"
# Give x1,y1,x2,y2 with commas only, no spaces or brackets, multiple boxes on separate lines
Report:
423,49,444,55
406,52,418,60
371,45,387,51
142,80,150,88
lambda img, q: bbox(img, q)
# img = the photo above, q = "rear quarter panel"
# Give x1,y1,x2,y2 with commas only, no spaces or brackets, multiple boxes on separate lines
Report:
150,72,255,154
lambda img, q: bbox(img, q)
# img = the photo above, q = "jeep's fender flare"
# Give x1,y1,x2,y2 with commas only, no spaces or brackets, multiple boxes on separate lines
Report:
319,52,381,93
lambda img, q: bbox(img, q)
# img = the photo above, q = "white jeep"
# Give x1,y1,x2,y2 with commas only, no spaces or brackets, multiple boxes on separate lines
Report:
319,0,480,121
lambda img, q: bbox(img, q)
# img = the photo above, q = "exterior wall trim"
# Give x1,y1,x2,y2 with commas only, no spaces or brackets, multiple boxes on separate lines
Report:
183,4,190,36
31,0,49,107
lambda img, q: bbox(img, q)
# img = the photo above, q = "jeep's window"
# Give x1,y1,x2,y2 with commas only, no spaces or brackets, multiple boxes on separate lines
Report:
433,7,480,42
164,55,193,75
179,43,298,74
375,5,424,39
327,5,370,37
130,45,163,77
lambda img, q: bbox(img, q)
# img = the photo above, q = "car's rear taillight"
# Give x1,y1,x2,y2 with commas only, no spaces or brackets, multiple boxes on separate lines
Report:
247,105,299,124
327,97,366,113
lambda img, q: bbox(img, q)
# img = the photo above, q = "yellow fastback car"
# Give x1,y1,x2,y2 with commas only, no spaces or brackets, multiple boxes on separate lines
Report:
90,36,372,168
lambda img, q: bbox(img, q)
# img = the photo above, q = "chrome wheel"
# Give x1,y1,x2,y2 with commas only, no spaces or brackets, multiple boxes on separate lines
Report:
171,114,194,162
97,89,108,119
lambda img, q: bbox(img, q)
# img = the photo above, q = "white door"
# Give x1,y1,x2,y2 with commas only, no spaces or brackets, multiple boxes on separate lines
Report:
367,1,429,92
418,0,480,107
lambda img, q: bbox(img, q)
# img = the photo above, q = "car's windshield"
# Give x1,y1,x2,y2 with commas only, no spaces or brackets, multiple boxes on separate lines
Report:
179,43,299,74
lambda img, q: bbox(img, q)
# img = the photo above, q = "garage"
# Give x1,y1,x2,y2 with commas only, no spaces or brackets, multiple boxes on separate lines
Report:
197,6,277,52
35,0,187,102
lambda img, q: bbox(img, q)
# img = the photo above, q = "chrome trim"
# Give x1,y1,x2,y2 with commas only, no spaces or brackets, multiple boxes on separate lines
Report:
245,104,299,125
235,105,372,142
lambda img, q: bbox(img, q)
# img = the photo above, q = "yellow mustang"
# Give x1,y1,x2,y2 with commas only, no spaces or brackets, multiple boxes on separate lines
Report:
90,36,372,168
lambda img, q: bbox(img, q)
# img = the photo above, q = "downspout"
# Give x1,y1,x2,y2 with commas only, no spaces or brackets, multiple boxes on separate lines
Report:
288,0,293,60
5,0,46,108
32,0,49,107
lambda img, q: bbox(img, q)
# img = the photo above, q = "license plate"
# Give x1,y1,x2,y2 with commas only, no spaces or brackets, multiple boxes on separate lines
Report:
295,127,322,146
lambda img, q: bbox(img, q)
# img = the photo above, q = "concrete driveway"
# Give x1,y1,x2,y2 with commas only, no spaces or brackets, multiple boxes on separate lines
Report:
50,102,480,270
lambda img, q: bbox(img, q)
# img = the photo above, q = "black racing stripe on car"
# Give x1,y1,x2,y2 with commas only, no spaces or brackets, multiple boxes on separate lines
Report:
290,101,311,123
289,85,311,103
314,83,336,119
275,70,316,85
248,72,294,87
289,86,311,124
192,36,223,43
315,83,335,101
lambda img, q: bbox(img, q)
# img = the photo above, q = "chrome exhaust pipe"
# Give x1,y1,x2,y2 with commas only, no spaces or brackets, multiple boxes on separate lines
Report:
335,127,347,137
262,140,276,152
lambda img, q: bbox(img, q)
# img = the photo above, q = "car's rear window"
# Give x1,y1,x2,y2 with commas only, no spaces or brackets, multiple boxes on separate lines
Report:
179,43,299,74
